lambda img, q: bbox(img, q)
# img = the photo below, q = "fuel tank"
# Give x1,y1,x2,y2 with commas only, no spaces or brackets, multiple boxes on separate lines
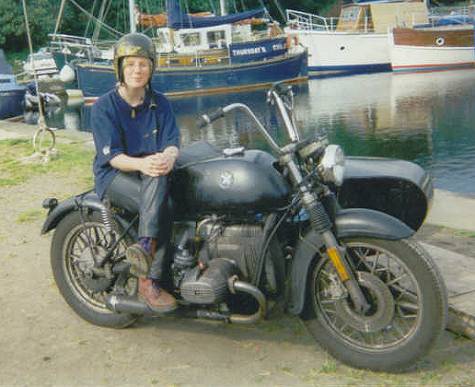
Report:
171,142,290,218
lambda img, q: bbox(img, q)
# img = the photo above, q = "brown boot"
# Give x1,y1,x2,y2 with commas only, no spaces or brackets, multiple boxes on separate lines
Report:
138,278,177,313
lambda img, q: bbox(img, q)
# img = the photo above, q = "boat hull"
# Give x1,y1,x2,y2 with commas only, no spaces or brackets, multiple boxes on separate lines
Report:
75,51,308,98
290,30,391,76
0,89,25,119
390,27,475,72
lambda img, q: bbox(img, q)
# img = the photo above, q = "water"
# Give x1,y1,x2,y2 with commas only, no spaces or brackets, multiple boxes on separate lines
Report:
35,69,475,194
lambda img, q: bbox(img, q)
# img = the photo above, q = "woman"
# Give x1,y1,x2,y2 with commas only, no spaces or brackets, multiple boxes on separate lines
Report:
91,33,180,313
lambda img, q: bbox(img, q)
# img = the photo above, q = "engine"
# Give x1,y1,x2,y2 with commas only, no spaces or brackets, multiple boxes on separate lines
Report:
171,218,266,305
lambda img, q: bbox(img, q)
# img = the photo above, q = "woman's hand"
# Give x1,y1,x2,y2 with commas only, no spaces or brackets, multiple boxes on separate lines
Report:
140,152,176,177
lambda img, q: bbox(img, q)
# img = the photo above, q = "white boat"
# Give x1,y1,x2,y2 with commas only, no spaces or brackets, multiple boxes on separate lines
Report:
22,48,59,78
286,0,429,77
389,23,474,72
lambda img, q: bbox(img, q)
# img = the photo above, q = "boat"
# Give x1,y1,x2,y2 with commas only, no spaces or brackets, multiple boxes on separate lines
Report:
51,0,307,99
389,22,474,72
285,0,429,77
22,48,59,79
0,50,25,120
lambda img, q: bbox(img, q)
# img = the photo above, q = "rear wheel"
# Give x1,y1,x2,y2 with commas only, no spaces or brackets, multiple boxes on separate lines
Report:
303,237,447,371
51,211,137,328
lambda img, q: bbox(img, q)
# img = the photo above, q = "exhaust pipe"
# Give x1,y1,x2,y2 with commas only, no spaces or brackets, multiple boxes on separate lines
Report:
105,278,267,324
228,277,267,324
105,295,232,321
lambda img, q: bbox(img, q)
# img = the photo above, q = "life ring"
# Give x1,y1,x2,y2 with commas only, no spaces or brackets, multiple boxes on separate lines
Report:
436,37,445,46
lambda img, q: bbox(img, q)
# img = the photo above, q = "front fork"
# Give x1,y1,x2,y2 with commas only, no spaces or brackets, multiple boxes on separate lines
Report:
285,154,370,314
302,191,370,313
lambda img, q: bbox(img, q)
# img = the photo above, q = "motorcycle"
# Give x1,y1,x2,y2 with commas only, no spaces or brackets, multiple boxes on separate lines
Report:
41,83,447,372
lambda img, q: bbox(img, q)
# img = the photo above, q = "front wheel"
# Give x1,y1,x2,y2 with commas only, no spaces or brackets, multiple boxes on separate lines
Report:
303,237,448,372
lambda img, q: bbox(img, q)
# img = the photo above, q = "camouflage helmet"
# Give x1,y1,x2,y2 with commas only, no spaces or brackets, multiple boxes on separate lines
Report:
113,33,155,83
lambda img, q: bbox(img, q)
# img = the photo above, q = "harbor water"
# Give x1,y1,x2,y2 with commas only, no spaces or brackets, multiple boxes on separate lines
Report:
32,69,475,194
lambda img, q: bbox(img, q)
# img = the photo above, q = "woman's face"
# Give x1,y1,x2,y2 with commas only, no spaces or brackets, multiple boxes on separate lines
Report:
122,56,152,89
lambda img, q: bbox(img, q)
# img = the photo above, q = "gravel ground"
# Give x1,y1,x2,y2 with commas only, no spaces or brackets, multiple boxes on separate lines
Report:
1,169,475,386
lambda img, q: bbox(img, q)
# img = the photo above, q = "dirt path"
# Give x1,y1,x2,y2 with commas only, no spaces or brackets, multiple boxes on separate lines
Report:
1,173,475,386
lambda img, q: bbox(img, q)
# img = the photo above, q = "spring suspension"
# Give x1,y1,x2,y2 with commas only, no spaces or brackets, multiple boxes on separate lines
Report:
100,201,114,234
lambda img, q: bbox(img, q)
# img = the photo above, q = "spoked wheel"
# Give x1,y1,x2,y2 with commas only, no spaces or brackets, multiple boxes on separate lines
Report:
51,211,137,328
304,237,447,372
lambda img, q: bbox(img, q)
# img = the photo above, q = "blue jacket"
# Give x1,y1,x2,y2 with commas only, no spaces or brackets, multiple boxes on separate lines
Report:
91,88,180,199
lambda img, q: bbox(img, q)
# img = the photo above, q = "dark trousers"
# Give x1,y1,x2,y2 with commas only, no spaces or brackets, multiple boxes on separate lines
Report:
106,171,172,281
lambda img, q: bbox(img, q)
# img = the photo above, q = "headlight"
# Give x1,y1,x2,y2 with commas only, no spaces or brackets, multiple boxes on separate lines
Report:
320,145,345,186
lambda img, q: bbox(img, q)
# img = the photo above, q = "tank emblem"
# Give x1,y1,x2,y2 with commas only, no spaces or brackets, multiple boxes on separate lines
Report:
219,171,234,190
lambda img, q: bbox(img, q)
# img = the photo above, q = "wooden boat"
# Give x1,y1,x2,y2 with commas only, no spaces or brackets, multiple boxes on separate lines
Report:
0,50,25,119
285,0,429,77
390,24,474,72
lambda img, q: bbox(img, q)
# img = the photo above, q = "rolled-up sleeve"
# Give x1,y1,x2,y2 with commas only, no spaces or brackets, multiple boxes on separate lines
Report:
91,102,125,166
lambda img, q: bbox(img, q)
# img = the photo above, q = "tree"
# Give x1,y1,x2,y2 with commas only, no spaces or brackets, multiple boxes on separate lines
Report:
0,0,57,50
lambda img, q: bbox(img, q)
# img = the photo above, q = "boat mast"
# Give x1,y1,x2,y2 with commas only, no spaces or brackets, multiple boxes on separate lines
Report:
129,0,137,33
220,0,227,16
92,0,108,43
52,0,67,39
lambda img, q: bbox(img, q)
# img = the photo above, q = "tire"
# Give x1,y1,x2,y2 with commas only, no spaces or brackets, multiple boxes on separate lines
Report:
303,237,448,372
51,210,137,328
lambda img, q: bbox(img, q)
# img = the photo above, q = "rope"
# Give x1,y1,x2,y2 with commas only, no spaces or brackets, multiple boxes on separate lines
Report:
68,0,123,37
21,0,56,160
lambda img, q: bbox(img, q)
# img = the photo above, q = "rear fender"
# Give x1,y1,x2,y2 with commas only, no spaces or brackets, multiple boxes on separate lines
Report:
41,191,106,234
287,208,414,315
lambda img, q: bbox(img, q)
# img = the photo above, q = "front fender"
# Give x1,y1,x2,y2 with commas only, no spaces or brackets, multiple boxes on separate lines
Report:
41,191,105,234
287,208,415,315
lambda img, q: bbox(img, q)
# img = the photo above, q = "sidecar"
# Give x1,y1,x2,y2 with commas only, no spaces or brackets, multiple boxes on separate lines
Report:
339,157,433,231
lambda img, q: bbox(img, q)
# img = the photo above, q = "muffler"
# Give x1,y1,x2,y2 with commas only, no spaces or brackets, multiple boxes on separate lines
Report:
106,295,157,315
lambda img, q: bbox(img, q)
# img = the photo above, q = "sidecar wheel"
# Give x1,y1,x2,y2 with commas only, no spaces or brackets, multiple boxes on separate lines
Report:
303,237,447,372
51,211,137,328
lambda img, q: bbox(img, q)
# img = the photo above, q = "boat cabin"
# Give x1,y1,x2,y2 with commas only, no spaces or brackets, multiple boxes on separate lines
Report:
336,1,429,33
156,24,252,53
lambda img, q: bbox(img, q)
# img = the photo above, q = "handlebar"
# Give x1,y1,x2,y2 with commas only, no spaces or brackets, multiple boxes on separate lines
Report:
197,107,225,129
197,83,301,154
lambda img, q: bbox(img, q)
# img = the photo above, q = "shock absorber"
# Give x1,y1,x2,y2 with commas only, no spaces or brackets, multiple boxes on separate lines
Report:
100,200,114,234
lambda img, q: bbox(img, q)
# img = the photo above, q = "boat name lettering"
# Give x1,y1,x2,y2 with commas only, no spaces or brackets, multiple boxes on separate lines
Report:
272,43,285,51
231,46,268,56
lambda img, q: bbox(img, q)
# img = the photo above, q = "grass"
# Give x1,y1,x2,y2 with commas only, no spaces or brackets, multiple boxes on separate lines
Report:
16,209,44,224
0,138,94,188
453,229,475,238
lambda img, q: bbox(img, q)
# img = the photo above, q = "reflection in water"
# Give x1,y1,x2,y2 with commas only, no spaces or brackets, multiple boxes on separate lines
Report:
45,69,475,194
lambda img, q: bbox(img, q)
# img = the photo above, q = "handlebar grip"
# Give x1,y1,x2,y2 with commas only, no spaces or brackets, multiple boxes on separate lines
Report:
197,107,225,128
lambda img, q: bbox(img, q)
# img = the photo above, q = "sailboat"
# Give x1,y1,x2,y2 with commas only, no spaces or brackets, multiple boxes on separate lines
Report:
52,0,307,99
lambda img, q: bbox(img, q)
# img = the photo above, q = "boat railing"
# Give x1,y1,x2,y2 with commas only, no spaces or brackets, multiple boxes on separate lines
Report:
286,9,335,31
286,9,375,33
424,4,474,27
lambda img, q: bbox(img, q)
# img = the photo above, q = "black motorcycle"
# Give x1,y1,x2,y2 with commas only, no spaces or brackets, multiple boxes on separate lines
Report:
41,84,447,372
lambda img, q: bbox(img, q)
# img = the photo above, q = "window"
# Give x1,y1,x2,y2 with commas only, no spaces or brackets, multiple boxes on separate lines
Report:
341,7,360,22
207,30,225,45
182,33,201,47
